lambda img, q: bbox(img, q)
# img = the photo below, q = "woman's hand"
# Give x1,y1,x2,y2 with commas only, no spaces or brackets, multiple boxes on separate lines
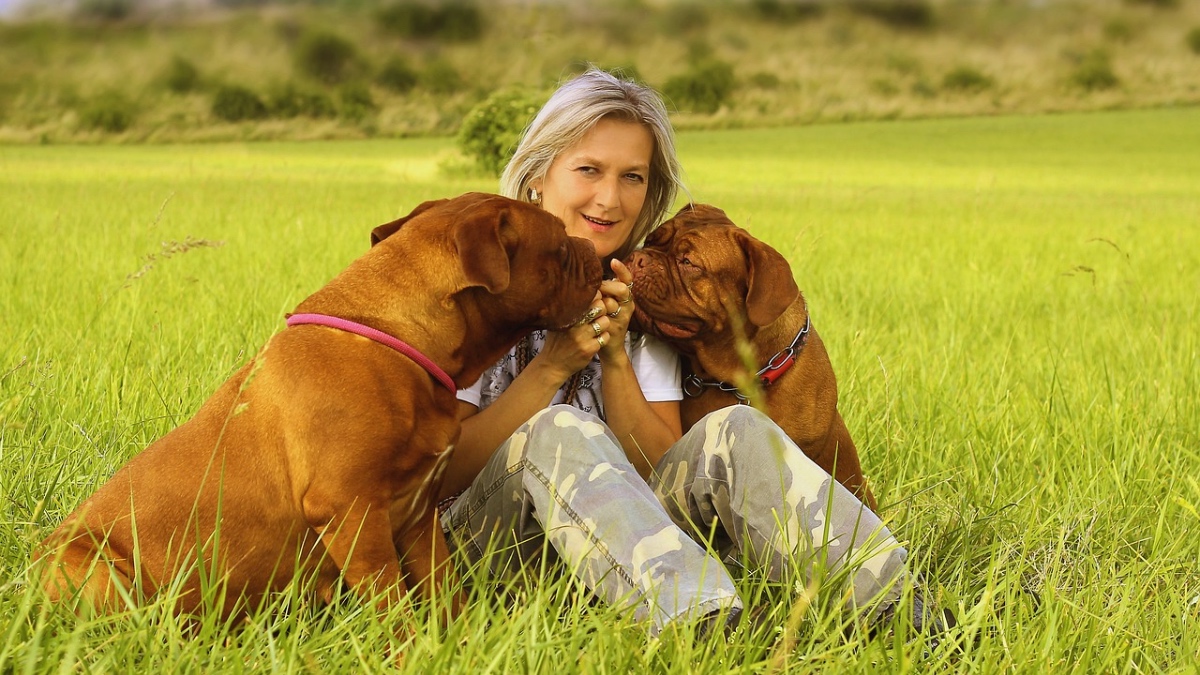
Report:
535,259,635,377
537,291,612,380
596,259,635,365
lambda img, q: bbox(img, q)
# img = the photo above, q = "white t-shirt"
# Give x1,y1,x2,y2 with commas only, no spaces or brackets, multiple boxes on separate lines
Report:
457,331,682,422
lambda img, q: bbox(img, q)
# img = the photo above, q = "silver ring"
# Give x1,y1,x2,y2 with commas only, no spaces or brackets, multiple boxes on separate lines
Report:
596,335,606,348
608,306,622,318
584,306,603,322
591,322,602,337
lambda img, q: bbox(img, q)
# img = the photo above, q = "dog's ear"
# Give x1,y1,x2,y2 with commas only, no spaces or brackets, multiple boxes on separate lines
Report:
370,199,448,246
740,232,799,327
454,204,513,294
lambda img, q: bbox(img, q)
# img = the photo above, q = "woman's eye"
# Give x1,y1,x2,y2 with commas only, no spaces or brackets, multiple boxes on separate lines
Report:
624,173,646,184
576,166,598,176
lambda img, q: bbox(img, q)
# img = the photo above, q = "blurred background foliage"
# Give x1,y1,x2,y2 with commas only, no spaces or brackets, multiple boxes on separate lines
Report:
1,0,1199,168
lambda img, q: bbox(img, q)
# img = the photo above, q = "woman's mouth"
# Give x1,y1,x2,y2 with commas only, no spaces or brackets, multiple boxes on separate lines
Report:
582,214,617,231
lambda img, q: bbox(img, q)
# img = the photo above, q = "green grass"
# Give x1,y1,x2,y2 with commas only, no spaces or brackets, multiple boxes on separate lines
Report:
2,107,1199,672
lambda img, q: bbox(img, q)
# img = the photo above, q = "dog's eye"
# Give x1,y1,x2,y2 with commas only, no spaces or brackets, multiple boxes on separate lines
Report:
679,256,701,271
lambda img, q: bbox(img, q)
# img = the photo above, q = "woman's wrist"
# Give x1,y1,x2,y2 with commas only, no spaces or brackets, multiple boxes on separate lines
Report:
525,354,574,391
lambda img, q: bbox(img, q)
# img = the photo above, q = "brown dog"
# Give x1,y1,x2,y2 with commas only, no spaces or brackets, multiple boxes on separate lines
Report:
626,204,876,509
38,192,602,624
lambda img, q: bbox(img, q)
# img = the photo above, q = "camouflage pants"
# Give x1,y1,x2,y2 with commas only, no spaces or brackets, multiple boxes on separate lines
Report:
442,404,908,635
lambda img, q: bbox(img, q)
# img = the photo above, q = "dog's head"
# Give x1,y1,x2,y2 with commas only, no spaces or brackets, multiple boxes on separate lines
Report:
372,192,603,332
624,204,799,350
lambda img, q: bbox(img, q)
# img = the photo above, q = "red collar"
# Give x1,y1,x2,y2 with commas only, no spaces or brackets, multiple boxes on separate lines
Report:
285,313,456,393
681,311,811,403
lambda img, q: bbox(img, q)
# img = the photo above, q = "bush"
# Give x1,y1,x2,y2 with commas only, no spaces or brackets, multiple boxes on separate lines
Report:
457,89,545,176
375,1,484,42
1186,27,1200,55
942,65,993,92
663,60,737,114
1070,50,1120,91
211,84,268,122
1103,18,1135,43
295,31,361,86
849,0,935,30
749,0,824,23
76,0,134,21
268,83,335,119
161,55,201,94
749,71,781,89
338,82,377,121
376,56,419,93
659,2,710,33
79,91,136,132
420,60,464,94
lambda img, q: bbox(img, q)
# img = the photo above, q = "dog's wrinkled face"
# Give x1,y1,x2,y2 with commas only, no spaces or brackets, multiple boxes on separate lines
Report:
624,204,797,351
496,199,605,330
374,193,603,331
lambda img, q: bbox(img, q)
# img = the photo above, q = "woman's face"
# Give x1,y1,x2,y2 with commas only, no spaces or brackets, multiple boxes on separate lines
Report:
532,117,654,259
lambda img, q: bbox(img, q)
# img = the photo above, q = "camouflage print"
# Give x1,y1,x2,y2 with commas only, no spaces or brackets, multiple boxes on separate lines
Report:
442,405,738,634
649,405,908,612
442,404,907,634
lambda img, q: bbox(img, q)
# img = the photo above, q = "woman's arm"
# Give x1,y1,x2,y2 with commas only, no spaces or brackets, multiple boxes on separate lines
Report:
600,360,682,478
595,259,683,477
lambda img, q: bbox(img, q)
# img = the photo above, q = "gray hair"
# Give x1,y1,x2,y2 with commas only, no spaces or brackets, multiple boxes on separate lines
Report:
500,68,684,261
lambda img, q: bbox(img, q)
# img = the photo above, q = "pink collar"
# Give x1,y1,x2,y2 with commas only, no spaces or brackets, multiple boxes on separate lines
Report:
285,313,456,393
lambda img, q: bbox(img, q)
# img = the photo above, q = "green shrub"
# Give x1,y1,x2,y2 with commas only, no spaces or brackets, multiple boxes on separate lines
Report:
1070,50,1120,91
1103,18,1135,43
376,56,419,93
662,60,736,114
211,84,268,122
161,55,201,94
1186,27,1200,55
79,91,136,132
942,65,993,92
749,0,824,23
338,82,377,121
749,71,781,89
457,88,545,176
659,2,710,33
295,31,361,85
849,0,935,30
375,1,484,42
76,0,134,22
268,83,335,119
420,60,464,94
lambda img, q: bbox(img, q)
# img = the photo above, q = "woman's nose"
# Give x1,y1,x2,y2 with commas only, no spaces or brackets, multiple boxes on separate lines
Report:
594,176,620,209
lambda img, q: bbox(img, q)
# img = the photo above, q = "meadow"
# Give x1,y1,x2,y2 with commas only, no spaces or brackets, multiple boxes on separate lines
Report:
2,106,1199,672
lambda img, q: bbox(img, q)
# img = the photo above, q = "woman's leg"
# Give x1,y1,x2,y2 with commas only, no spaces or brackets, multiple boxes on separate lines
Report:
442,404,740,634
649,405,909,613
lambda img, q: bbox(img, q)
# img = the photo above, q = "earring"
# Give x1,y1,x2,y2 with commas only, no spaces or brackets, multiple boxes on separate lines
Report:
529,187,541,206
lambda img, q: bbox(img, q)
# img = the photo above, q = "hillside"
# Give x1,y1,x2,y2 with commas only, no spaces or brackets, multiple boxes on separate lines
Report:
1,0,1199,144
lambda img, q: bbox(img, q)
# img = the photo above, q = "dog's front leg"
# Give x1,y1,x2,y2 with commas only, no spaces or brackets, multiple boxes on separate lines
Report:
306,498,411,616
397,509,464,620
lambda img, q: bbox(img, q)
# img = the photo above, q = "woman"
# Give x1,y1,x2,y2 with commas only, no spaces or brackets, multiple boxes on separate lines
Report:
437,69,934,637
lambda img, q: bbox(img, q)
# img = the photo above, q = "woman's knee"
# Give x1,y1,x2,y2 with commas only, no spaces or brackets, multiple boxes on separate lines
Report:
696,405,795,465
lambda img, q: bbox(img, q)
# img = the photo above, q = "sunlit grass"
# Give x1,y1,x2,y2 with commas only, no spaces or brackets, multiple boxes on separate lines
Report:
2,107,1199,672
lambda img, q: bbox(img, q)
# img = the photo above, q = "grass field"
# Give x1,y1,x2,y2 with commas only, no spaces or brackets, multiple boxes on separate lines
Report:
2,106,1199,672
